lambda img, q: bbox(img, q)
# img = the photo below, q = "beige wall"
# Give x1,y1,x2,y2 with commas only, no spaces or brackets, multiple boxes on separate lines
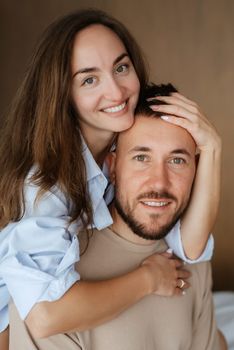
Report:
1,0,233,290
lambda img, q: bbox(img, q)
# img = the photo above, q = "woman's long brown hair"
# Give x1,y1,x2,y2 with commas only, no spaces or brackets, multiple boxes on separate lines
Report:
0,8,148,229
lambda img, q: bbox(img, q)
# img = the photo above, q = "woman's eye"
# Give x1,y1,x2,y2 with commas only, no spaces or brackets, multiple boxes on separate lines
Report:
83,77,96,86
116,64,129,74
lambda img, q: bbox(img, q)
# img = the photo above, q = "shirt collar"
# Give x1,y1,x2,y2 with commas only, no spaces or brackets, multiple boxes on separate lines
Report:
81,137,104,182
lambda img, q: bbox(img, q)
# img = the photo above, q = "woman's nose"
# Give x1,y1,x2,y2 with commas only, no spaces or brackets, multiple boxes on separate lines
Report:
103,77,124,102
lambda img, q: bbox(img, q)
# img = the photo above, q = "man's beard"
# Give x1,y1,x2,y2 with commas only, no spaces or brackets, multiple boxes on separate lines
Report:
114,190,188,241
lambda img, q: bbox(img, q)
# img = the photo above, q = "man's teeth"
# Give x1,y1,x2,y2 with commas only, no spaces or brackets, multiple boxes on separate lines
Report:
103,102,126,113
143,201,168,207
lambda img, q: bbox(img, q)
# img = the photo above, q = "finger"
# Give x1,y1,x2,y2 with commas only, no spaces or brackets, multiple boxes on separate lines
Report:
182,281,190,290
176,279,191,290
170,92,198,107
154,95,199,114
160,114,211,137
177,269,191,280
175,286,189,296
160,251,173,259
166,248,173,254
152,106,210,128
146,91,197,107
149,99,211,126
149,103,198,122
160,114,197,133
160,248,174,258
172,259,186,270
148,93,211,126
160,115,218,151
174,287,187,296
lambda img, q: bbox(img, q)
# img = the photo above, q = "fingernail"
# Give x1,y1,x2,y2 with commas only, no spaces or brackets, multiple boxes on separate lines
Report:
166,248,173,254
160,115,170,121
149,105,159,110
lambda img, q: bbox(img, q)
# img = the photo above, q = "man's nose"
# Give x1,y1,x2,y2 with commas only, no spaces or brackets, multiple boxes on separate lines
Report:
147,164,170,191
103,76,124,101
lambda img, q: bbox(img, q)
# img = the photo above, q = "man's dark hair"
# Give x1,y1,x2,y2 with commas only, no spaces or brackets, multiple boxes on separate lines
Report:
135,83,178,118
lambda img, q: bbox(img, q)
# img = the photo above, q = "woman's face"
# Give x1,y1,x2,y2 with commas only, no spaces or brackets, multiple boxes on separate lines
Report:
70,24,140,144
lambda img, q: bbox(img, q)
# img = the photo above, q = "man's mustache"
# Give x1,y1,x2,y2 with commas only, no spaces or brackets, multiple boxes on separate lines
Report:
137,191,177,201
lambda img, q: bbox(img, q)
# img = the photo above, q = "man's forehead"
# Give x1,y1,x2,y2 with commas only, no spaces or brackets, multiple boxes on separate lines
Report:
117,116,196,154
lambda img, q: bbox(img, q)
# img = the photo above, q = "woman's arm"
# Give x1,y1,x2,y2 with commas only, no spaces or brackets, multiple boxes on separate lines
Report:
181,134,221,259
150,92,221,260
1,176,189,339
0,327,9,350
25,252,189,338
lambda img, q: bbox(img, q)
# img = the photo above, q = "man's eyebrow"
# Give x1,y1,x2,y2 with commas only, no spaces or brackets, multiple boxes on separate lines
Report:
171,149,192,157
128,146,151,153
72,52,129,78
127,147,193,156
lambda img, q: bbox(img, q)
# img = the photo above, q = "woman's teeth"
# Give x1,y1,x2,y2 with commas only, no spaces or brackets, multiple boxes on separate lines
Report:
103,102,126,113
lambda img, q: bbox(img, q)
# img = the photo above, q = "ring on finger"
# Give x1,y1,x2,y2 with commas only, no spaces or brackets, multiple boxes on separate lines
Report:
177,279,185,289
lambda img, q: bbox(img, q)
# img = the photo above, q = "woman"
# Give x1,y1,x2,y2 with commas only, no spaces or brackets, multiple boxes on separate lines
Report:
0,8,221,346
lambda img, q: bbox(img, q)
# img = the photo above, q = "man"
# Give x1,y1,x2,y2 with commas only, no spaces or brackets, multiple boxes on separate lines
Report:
9,84,223,349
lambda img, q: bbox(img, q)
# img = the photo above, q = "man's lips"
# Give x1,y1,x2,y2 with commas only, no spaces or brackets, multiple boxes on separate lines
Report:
137,191,177,202
140,200,170,207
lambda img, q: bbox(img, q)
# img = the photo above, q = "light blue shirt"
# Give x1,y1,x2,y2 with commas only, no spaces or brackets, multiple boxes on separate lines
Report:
0,142,214,332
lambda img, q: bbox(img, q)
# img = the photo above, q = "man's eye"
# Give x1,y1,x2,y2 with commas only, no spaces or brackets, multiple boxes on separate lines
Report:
116,64,129,74
134,154,147,162
170,158,185,165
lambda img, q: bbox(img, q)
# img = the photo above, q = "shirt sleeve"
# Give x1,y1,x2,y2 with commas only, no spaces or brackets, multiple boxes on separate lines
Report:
0,280,10,332
164,220,214,263
0,181,80,331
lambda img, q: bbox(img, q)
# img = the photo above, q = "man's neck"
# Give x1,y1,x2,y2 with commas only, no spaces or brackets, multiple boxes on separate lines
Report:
110,207,156,246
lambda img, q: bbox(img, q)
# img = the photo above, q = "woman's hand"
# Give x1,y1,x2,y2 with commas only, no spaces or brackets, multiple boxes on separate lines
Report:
141,251,190,297
149,92,221,153
0,327,9,350
149,92,222,260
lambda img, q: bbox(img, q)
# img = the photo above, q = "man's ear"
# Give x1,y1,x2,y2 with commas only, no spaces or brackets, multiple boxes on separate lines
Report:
105,152,117,185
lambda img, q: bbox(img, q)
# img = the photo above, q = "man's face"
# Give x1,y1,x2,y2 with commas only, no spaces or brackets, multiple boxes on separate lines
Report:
110,116,196,241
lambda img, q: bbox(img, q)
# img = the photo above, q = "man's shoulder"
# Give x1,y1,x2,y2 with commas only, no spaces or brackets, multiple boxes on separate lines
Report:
189,260,211,275
77,227,108,255
188,261,213,293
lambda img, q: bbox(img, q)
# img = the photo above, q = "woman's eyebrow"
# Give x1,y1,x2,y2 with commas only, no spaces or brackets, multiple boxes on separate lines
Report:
113,52,129,65
73,52,129,78
73,67,98,78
